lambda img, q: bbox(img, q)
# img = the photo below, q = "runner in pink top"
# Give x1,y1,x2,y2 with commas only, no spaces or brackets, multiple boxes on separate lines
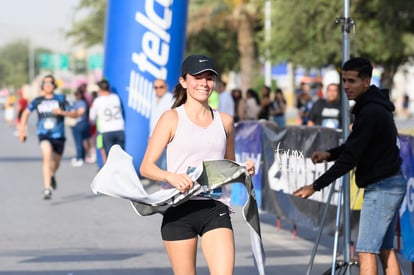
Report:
140,54,255,275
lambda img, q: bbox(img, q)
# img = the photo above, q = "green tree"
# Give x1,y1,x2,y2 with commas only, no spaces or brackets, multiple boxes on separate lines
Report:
188,0,264,92
66,0,106,47
66,0,264,92
0,40,60,88
66,1,414,91
265,0,414,88
185,26,239,78
0,40,30,89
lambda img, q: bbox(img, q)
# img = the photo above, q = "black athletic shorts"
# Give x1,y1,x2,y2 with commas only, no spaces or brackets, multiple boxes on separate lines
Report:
38,135,66,156
161,199,233,241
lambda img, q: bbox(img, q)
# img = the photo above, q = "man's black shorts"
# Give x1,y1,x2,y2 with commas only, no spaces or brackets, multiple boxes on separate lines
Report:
38,135,66,155
161,199,232,241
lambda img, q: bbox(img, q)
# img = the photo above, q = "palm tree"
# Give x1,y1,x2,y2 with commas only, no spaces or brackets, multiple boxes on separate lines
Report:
67,1,265,92
66,0,106,48
188,0,264,92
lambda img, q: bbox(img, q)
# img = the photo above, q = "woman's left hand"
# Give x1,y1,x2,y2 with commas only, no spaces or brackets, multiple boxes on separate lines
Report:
244,160,256,176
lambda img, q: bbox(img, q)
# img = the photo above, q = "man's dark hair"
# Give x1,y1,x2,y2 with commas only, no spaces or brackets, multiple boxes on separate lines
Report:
97,79,110,91
342,57,373,79
41,74,57,89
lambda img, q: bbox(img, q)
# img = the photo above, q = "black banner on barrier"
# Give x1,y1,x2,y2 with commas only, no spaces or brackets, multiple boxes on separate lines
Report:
260,122,360,236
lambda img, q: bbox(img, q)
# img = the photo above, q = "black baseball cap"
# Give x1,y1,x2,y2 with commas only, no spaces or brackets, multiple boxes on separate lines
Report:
181,55,218,77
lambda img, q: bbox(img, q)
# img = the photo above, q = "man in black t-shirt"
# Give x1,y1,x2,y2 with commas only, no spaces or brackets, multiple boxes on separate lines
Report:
307,83,341,128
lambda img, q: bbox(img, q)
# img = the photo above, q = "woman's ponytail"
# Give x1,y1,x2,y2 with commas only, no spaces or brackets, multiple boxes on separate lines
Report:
171,83,187,108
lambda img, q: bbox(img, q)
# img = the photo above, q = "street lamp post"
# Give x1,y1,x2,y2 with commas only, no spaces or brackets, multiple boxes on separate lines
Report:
28,38,35,93
264,0,272,87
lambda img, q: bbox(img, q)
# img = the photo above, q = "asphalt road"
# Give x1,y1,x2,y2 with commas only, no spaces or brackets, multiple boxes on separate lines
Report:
0,113,412,275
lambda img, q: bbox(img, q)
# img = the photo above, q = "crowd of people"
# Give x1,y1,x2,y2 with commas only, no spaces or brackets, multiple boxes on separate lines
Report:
4,55,407,274
214,84,288,126
202,77,343,132
14,75,126,200
210,79,343,133
3,70,350,202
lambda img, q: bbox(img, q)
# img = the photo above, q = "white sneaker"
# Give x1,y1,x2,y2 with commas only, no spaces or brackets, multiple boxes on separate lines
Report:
71,158,84,167
85,154,96,164
43,188,52,200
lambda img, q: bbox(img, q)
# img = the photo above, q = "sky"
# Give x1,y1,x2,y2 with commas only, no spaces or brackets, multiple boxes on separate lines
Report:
0,0,83,53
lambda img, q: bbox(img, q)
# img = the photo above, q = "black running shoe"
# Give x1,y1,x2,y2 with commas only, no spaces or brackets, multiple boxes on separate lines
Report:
43,188,52,200
51,176,57,190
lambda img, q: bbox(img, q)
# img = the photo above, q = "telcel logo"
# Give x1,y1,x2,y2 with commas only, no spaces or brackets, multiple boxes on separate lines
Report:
128,0,173,117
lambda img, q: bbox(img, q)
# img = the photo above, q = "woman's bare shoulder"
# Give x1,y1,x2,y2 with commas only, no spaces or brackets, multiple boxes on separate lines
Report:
158,108,178,125
219,111,233,125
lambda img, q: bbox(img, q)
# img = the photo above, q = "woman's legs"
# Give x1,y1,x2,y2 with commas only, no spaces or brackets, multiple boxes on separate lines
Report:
163,238,198,275
161,201,234,275
202,228,235,275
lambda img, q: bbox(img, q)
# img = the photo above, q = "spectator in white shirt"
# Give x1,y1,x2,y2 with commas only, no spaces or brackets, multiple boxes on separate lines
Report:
216,80,235,117
149,79,174,170
150,79,174,136
89,79,125,160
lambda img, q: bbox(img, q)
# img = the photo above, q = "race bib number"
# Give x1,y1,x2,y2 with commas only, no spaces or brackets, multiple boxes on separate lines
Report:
43,118,56,129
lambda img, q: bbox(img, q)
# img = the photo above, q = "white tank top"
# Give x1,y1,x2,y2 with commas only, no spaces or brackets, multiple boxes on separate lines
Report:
167,105,226,173
165,105,230,204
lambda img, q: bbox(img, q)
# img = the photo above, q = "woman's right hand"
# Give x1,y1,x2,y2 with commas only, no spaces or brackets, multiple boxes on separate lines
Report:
166,172,194,193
